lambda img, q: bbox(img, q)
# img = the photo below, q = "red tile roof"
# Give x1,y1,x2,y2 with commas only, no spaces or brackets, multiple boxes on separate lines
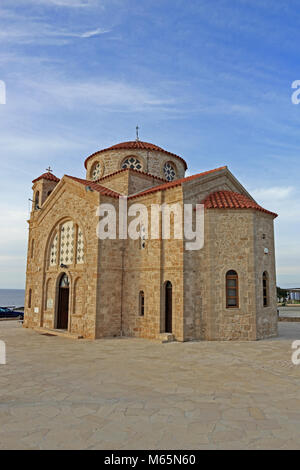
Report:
129,166,227,199
32,172,60,184
65,175,121,198
84,140,188,170
202,191,278,217
94,167,167,183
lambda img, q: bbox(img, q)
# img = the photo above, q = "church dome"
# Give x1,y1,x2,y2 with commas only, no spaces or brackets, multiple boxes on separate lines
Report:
84,140,188,170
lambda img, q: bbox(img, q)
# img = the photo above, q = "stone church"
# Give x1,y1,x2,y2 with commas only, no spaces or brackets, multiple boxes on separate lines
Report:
24,138,278,341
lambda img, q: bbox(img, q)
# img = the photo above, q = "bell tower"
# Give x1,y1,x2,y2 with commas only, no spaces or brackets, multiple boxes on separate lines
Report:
31,168,60,211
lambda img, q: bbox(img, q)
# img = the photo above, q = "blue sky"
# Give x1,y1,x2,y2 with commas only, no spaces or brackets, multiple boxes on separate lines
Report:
0,0,300,288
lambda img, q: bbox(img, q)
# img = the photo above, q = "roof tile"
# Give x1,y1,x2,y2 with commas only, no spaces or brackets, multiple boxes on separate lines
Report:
65,175,122,198
129,166,227,199
202,190,277,217
32,172,60,184
84,140,188,170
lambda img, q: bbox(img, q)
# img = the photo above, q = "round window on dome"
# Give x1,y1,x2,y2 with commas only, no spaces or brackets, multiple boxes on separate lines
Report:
91,162,102,181
163,162,176,181
121,156,142,171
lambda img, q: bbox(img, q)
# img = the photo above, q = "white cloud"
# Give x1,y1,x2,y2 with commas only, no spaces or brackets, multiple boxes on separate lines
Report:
24,78,175,112
80,27,109,37
0,23,111,44
13,0,99,7
252,186,294,202
58,27,111,38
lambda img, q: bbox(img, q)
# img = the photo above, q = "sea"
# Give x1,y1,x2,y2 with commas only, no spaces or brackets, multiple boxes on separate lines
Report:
0,289,25,308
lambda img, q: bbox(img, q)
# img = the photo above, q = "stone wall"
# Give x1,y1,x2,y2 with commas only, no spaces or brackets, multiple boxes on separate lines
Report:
24,177,102,339
254,212,278,339
86,149,186,182
182,172,278,341
98,169,163,196
121,187,185,341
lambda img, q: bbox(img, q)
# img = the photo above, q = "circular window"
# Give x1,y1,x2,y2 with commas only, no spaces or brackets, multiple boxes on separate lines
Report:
121,157,142,171
91,162,102,181
163,162,176,181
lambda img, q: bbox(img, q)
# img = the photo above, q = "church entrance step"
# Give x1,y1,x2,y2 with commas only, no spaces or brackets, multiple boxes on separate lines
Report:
158,333,175,343
34,327,83,340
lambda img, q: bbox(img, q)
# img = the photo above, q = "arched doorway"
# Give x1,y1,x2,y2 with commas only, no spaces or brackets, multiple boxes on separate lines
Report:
165,281,172,333
57,273,70,330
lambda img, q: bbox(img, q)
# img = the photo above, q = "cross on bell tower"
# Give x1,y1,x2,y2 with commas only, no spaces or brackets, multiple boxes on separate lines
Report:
46,166,53,173
136,125,140,142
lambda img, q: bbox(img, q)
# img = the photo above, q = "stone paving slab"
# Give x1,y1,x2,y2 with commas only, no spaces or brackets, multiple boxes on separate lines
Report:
0,321,300,449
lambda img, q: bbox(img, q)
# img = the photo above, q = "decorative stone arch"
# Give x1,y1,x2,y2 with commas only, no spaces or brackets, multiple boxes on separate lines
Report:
89,159,104,181
44,216,87,270
86,153,105,180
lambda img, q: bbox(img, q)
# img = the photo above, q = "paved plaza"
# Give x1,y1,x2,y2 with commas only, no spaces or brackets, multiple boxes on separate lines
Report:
1,321,300,449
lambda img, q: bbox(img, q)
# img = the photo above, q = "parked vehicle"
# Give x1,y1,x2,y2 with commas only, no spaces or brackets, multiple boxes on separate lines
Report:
0,307,24,320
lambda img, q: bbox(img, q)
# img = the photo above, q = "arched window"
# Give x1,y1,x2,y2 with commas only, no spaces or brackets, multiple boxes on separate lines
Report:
121,156,142,171
226,270,239,308
60,221,75,265
30,239,35,259
263,271,269,307
28,288,32,308
60,273,69,288
163,162,176,181
91,162,102,181
48,221,85,268
139,291,145,316
34,191,40,210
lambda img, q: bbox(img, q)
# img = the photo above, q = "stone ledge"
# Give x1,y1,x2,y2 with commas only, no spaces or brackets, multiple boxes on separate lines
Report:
279,317,300,323
33,327,83,339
